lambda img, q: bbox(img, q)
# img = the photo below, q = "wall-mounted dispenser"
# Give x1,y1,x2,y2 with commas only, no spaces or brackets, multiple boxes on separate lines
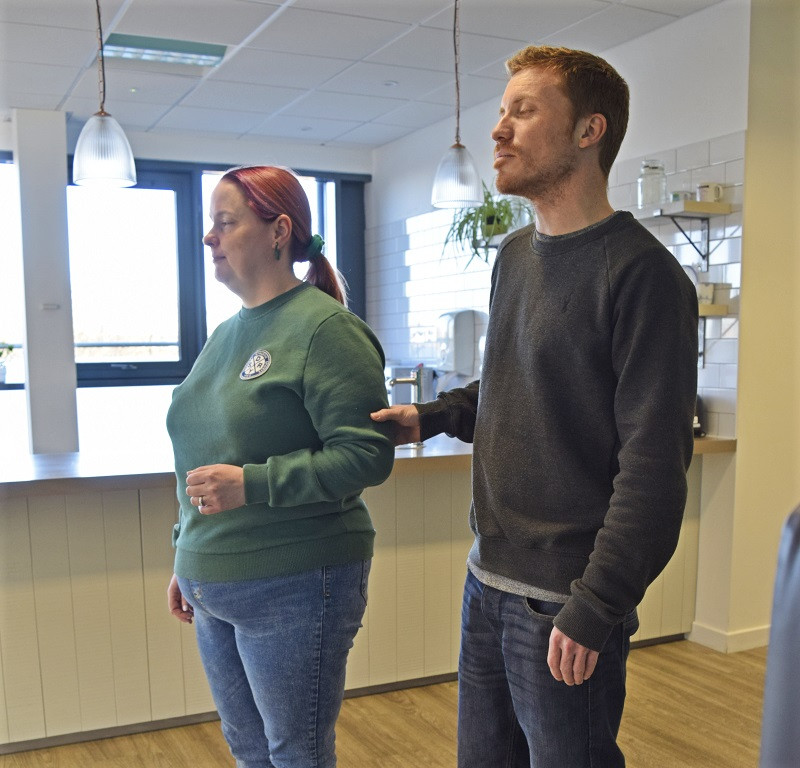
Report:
437,310,476,376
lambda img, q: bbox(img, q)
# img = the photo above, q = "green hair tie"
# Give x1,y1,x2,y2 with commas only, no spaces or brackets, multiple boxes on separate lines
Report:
306,234,325,260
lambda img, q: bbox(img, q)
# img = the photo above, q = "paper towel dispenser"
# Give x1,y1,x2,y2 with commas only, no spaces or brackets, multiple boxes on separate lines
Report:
437,310,476,376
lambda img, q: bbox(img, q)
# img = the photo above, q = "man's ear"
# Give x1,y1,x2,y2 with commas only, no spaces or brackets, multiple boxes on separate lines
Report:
577,113,607,149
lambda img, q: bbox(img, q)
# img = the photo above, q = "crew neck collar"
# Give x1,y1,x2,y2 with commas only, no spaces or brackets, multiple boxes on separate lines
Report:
238,282,310,321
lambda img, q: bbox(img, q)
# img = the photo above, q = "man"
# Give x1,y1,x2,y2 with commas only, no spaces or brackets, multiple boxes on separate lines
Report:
371,46,698,767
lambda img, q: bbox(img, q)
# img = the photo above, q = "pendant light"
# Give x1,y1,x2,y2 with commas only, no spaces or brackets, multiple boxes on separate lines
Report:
430,0,482,208
73,0,137,187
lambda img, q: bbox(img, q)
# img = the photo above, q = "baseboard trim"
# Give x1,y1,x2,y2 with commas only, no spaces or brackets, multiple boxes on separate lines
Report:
0,711,221,755
0,674,461,755
689,621,770,652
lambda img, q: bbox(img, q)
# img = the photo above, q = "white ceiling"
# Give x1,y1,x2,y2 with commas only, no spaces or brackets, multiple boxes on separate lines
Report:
0,0,724,150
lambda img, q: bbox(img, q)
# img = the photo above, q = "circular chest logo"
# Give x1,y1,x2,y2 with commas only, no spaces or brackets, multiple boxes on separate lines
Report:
240,349,272,380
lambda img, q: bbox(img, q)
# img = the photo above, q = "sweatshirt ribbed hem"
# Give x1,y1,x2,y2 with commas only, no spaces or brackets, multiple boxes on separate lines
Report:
174,531,374,583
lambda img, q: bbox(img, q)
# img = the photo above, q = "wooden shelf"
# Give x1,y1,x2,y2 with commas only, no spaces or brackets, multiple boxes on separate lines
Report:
698,303,728,317
632,200,736,225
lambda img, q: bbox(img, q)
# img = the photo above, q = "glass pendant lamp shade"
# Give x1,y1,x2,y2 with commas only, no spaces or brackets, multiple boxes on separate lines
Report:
430,0,483,209
431,141,483,208
73,0,136,187
73,111,137,187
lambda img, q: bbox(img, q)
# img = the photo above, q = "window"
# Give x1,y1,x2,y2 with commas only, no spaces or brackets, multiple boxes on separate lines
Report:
0,158,24,386
70,163,204,384
1,155,369,388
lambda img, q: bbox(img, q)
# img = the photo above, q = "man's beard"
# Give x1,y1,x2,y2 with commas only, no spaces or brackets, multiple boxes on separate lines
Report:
496,152,577,202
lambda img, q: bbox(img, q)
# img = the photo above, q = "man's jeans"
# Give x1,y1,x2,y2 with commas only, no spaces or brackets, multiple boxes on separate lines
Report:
178,560,370,768
458,569,637,768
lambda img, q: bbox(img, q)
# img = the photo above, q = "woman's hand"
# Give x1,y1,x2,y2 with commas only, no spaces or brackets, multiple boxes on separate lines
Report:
186,464,246,515
167,573,194,624
370,404,421,445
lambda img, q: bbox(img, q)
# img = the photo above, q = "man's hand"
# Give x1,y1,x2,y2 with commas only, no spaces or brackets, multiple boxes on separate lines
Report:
547,626,599,685
370,404,421,445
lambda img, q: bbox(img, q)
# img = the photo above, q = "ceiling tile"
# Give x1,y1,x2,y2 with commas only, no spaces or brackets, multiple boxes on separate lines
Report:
0,0,728,150
0,60,80,99
246,113,362,142
247,7,411,59
284,90,407,122
619,0,719,14
115,0,280,46
366,26,528,74
182,79,306,113
330,121,416,147
372,100,453,129
155,104,268,133
423,0,611,41
0,22,96,68
211,48,354,89
320,62,451,100
542,4,678,51
418,73,506,109
70,64,200,105
61,95,170,128
284,0,451,26
0,0,126,29
1,91,64,113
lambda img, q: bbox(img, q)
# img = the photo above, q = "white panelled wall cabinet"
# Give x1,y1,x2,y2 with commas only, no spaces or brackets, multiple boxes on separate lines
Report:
0,435,735,752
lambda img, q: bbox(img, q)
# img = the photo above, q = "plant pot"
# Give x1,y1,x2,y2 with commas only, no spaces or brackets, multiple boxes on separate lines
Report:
0,363,6,384
481,215,509,240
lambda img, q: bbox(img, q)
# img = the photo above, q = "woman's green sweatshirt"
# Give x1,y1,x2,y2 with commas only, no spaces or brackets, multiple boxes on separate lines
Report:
166,283,395,582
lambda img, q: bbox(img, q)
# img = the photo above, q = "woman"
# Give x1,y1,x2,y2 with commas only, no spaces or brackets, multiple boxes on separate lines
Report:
166,166,394,768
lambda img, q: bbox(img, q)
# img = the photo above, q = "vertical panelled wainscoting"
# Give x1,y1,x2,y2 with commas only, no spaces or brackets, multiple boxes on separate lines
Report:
1,452,702,750
349,457,474,691
0,484,214,750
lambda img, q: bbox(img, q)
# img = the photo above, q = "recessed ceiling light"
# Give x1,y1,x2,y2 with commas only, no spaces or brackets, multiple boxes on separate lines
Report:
104,34,226,67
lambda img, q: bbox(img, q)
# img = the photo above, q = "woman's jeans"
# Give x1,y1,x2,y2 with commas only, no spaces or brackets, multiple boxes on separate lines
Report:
457,569,637,768
178,560,370,768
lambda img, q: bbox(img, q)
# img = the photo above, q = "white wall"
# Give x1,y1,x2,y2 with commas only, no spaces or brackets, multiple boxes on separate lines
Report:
366,0,750,229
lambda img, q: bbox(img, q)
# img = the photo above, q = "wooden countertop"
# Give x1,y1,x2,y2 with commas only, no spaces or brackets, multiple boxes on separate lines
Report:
0,435,735,494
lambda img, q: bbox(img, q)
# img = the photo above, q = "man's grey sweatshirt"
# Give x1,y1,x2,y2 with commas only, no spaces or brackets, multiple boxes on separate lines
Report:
417,212,698,651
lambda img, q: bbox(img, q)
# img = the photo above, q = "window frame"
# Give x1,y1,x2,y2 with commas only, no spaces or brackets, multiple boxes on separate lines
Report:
1,153,369,389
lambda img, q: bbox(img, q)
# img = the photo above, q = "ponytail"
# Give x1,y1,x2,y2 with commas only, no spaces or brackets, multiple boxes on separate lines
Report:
303,247,348,307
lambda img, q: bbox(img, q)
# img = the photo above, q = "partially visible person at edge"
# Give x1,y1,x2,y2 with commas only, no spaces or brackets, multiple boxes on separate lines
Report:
372,46,698,767
166,165,394,768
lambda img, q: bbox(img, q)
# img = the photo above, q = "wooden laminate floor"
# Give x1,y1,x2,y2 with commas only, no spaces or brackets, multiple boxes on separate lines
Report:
0,640,767,767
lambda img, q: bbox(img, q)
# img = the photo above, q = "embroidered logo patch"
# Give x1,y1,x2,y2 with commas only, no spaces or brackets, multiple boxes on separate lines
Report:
240,349,272,380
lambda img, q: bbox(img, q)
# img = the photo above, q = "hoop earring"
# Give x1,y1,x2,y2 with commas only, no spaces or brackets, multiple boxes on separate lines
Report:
274,243,281,261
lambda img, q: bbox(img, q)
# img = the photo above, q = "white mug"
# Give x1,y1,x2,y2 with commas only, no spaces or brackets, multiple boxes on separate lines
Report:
696,182,723,203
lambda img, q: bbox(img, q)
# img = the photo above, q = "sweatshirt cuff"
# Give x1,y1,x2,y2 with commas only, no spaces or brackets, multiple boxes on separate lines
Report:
553,595,616,652
416,398,452,442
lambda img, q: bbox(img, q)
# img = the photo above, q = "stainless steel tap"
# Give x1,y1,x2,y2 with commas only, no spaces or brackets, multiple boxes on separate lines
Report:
388,365,423,404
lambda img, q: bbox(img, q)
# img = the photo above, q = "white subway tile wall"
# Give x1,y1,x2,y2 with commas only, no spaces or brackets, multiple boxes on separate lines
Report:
366,131,744,438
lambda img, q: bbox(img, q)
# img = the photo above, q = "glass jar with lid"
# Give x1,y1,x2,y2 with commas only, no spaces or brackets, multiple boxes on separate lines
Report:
637,159,667,208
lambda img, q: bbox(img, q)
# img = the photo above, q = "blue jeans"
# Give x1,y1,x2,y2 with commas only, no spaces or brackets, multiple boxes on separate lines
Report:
178,560,370,768
458,570,637,768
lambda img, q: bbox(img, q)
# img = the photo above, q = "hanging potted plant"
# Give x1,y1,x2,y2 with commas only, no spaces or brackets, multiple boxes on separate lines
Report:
443,181,532,266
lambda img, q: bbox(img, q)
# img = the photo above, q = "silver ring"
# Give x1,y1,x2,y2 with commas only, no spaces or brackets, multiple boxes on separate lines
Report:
199,496,205,508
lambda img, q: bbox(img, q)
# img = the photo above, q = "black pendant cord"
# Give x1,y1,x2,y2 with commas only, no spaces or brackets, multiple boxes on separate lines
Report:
94,0,107,114
453,0,462,146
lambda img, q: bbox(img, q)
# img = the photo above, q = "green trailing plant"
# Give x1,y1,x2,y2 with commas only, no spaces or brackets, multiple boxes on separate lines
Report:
443,181,532,266
0,342,13,364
